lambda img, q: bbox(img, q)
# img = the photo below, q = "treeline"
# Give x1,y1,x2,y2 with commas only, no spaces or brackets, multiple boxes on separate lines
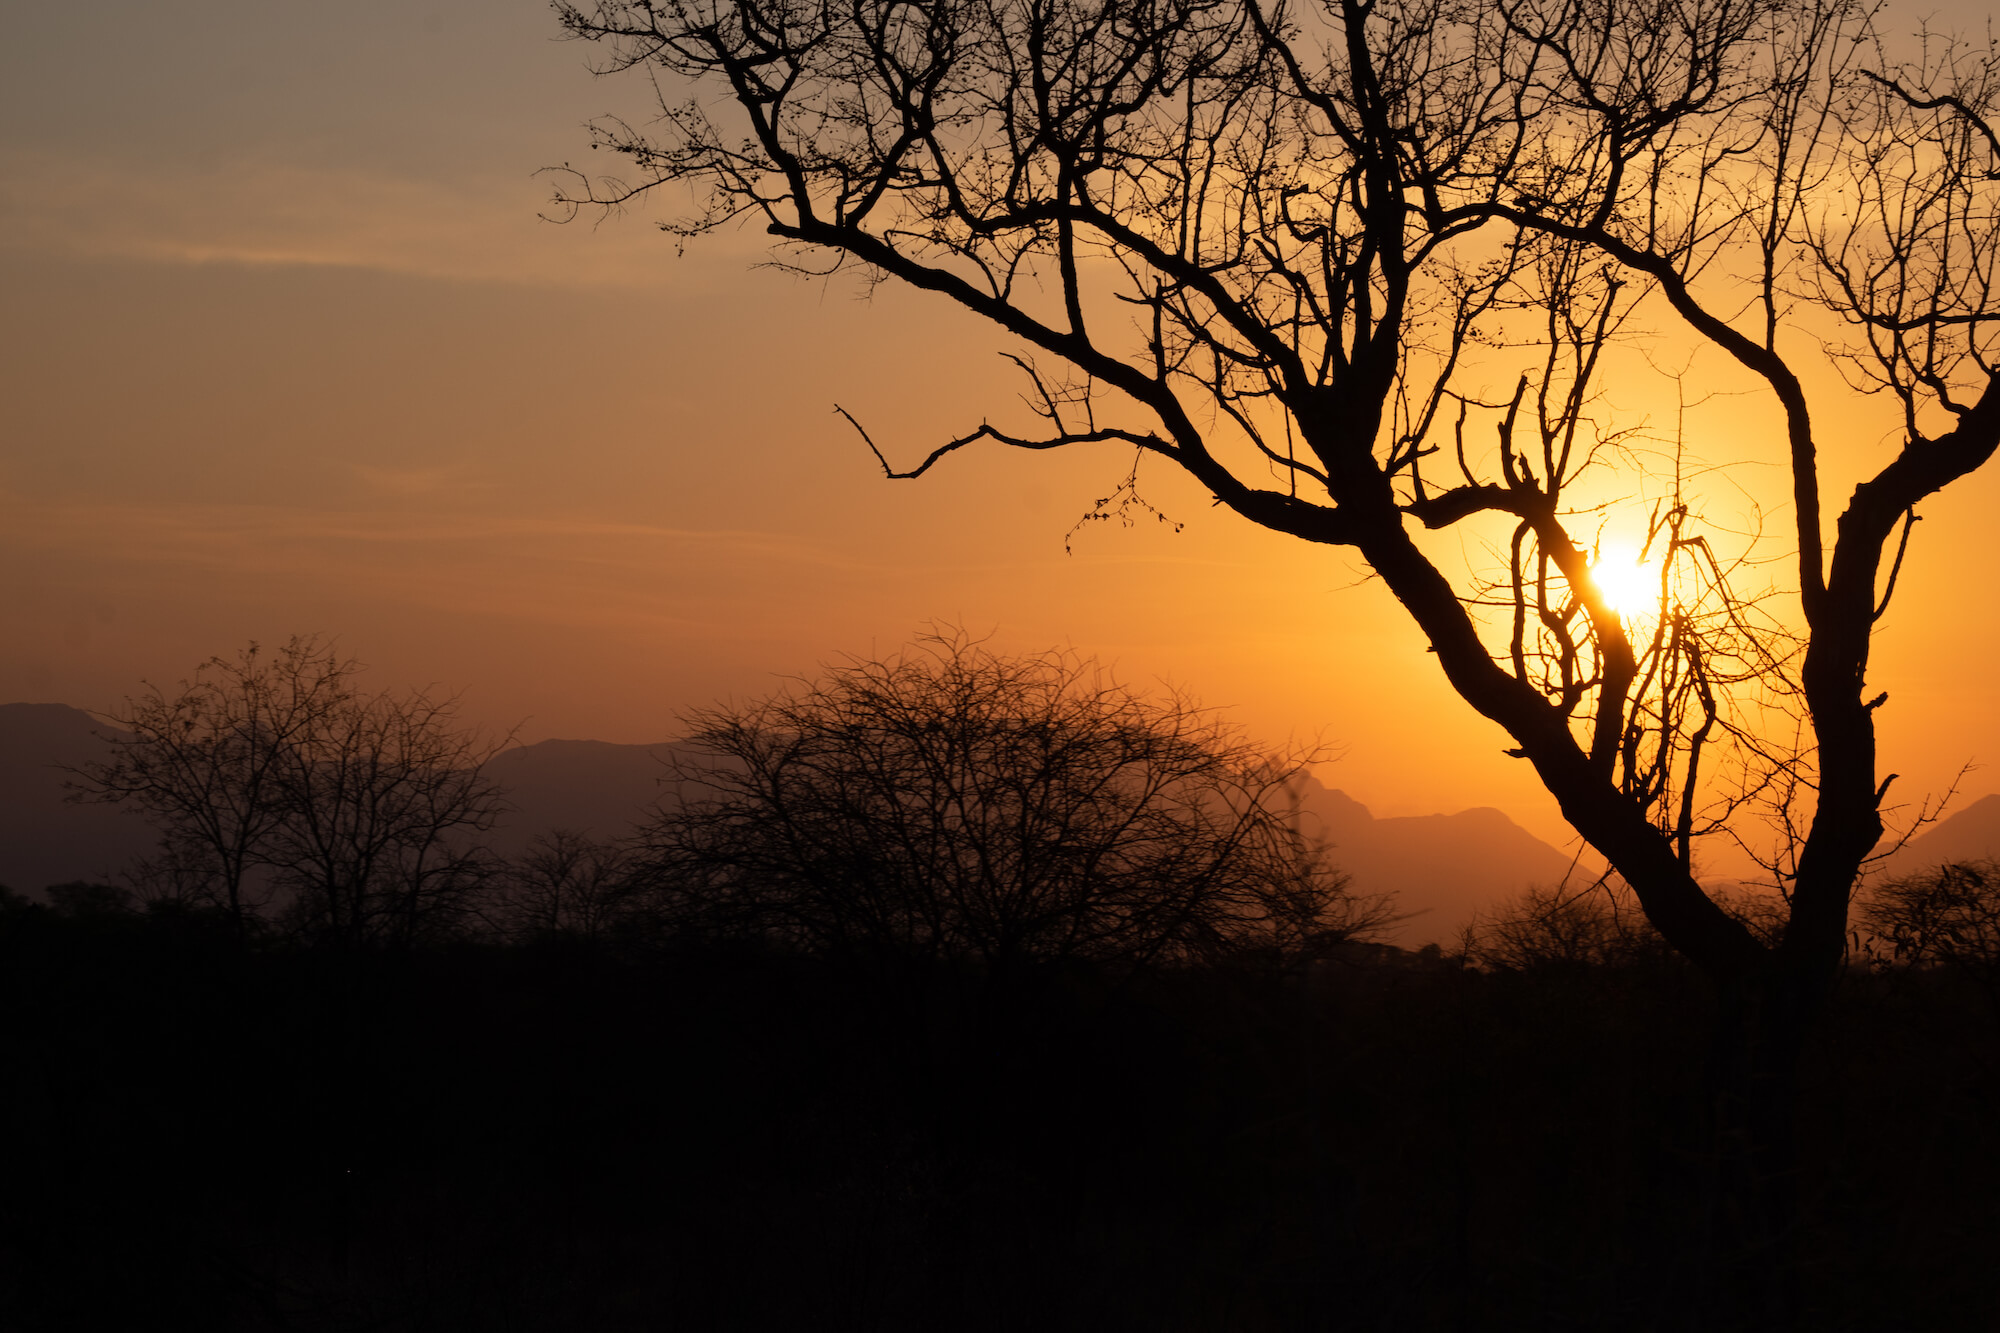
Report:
41,633,1997,989
49,633,1398,967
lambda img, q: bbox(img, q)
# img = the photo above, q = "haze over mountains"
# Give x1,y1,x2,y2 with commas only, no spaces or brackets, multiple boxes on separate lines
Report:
0,703,159,893
9,700,2000,943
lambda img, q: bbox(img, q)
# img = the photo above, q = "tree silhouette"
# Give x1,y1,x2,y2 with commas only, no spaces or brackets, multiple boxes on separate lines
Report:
1865,859,2000,1023
71,638,362,940
552,0,1999,1308
494,828,642,943
74,637,510,949
1466,880,1664,973
632,631,1390,972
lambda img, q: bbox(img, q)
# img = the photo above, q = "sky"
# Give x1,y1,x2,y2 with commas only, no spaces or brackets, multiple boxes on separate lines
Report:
5,0,1999,861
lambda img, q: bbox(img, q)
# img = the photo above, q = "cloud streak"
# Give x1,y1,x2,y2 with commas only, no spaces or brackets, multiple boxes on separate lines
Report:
3,495,847,564
0,149,761,288
0,494,873,633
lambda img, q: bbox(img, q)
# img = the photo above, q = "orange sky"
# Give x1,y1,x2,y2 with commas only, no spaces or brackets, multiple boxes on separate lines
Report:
6,0,1999,867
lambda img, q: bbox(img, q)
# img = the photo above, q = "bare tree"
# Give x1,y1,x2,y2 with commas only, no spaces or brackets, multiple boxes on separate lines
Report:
270,686,510,951
75,638,510,949
1232,830,1400,965
493,829,643,943
632,631,1390,972
72,638,362,940
552,0,1998,1302
1464,877,1673,968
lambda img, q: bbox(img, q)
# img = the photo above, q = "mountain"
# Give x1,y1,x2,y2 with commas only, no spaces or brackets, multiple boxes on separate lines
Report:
0,703,156,893
1870,793,2000,882
0,707,693,891
1284,770,1591,944
480,738,701,855
1,703,1583,940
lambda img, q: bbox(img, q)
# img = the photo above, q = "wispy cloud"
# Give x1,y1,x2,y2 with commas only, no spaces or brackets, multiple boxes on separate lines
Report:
0,149,764,288
0,492,1261,649
0,494,874,634
350,462,498,499
2,496,842,564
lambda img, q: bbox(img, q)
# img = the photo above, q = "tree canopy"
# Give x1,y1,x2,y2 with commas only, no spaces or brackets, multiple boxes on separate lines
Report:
74,637,508,948
633,631,1391,969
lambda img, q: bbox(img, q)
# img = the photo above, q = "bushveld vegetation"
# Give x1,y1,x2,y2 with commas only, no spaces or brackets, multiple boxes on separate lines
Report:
4,638,1998,1329
60,633,1393,963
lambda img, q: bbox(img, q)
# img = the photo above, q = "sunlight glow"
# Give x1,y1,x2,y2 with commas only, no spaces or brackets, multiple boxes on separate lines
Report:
1590,544,1660,618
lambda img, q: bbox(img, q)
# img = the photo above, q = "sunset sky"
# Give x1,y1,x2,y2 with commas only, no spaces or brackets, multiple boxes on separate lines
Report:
7,0,1998,861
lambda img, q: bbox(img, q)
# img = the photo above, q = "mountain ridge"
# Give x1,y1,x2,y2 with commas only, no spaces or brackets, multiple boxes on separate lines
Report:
24,701,1930,943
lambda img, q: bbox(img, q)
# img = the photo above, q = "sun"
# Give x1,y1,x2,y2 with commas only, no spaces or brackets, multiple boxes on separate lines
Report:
1589,544,1660,617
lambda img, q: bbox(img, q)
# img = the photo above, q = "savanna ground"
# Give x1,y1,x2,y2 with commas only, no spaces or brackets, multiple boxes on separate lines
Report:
4,898,1994,1332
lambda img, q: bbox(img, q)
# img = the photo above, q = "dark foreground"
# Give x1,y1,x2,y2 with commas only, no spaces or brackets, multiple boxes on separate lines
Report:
3,905,1994,1331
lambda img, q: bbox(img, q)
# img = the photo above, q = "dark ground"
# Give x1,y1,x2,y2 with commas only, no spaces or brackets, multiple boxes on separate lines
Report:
3,903,1995,1331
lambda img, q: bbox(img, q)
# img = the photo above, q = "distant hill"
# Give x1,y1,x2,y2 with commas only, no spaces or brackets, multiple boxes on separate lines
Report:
0,703,155,893
481,738,696,856
1283,770,1593,944
1870,793,2000,882
2,703,1584,939
0,706,698,891
475,745,1587,943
